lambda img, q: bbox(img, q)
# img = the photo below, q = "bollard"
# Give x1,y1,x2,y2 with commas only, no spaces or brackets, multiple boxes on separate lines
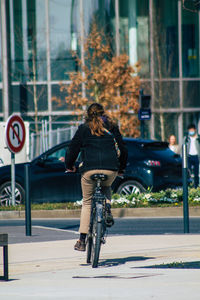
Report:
182,143,189,233
25,164,32,236
11,152,15,206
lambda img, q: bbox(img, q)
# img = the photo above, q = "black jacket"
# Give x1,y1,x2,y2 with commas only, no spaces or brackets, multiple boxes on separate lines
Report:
65,123,128,173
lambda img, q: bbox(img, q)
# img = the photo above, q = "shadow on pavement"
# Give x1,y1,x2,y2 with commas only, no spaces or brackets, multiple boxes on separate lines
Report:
137,261,200,269
97,256,154,268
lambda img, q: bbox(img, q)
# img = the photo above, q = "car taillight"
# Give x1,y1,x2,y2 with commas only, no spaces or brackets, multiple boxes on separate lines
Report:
144,160,161,167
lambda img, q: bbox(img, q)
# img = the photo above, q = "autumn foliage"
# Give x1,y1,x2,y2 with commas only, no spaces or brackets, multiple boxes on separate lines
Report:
60,23,141,137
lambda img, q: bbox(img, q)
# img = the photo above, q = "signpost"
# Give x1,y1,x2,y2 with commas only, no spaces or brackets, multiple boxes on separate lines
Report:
138,108,151,121
5,115,26,205
182,143,189,233
138,90,151,138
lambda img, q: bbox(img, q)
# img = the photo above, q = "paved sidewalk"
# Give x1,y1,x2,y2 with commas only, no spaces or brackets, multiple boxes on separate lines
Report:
0,234,200,299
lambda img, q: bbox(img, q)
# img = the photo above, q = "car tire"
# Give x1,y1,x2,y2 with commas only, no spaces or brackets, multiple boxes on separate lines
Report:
0,181,25,206
116,180,146,196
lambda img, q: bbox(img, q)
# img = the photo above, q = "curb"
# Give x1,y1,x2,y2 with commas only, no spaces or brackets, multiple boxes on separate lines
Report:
0,207,200,219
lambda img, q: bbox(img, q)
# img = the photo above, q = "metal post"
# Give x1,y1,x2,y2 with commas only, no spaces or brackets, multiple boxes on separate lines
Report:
42,120,45,152
44,120,48,151
11,152,15,206
30,132,34,160
182,143,189,233
140,121,145,139
3,245,9,281
178,0,183,148
25,164,32,236
149,0,155,139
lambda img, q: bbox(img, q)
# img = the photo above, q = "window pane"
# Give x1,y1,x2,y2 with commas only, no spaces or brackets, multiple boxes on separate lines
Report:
154,81,179,108
11,84,47,113
153,0,179,78
183,112,200,134
183,81,200,107
137,0,150,78
49,0,80,80
119,0,150,78
11,0,47,81
182,8,199,77
27,0,47,81
52,84,68,111
12,0,24,81
83,0,115,52
154,113,179,142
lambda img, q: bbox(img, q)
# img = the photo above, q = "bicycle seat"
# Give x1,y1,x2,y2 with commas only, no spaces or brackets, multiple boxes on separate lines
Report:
91,174,108,181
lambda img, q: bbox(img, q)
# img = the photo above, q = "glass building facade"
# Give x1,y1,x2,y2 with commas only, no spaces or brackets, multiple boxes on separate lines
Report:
0,0,200,144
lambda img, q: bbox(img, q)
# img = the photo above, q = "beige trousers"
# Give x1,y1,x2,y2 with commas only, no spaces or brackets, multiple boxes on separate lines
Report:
79,169,117,233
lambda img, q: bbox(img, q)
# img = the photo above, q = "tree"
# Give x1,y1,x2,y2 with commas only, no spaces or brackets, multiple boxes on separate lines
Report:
59,23,141,137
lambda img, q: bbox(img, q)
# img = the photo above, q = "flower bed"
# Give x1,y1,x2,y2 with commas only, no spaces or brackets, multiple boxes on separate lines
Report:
110,187,200,208
0,187,200,211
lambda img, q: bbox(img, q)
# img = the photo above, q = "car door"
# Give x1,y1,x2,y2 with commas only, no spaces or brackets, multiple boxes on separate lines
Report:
30,145,82,203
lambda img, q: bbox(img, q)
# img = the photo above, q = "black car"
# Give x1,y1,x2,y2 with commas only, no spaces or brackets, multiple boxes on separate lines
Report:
0,138,183,205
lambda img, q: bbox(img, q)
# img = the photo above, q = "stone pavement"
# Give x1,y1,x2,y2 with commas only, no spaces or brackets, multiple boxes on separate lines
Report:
0,233,200,299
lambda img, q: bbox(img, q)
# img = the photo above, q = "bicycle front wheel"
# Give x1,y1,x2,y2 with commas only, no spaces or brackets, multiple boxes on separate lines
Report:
91,216,102,268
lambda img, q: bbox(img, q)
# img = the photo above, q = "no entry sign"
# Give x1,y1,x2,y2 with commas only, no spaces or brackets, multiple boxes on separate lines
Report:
5,115,26,153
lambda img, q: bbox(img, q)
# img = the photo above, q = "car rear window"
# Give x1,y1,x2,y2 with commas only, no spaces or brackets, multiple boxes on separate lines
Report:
125,140,181,162
141,142,169,150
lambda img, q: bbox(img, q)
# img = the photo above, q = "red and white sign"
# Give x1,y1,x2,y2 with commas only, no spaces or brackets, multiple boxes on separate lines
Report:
5,115,26,153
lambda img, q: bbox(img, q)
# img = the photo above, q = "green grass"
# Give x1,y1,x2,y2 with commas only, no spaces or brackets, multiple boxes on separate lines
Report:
0,202,80,211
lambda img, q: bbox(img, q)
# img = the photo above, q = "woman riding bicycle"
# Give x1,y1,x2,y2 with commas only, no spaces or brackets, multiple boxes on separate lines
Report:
65,103,128,251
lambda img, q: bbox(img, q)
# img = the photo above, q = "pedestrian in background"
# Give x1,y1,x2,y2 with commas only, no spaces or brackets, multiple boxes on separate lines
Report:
168,134,180,154
184,124,200,188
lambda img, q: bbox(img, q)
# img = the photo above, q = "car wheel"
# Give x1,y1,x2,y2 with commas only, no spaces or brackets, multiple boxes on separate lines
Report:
116,180,146,195
0,182,25,206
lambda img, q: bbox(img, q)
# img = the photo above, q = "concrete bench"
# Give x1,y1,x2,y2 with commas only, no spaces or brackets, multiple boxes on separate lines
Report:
0,233,8,281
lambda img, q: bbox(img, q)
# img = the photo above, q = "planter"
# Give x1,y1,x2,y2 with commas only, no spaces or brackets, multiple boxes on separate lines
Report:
0,207,200,219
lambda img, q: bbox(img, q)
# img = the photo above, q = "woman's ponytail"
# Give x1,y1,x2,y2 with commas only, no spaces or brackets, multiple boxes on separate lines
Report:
86,103,106,136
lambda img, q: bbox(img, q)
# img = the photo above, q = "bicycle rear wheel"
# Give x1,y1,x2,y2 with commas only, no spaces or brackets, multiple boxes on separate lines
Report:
91,215,102,268
86,234,92,263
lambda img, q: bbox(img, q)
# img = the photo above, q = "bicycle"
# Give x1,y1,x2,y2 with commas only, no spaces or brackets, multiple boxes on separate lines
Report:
86,173,110,268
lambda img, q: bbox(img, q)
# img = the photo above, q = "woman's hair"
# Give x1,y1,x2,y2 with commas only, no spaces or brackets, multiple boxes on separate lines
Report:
168,134,176,144
86,103,114,136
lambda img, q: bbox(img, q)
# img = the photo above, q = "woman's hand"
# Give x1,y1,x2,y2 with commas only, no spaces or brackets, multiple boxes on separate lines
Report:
118,170,124,178
66,166,76,173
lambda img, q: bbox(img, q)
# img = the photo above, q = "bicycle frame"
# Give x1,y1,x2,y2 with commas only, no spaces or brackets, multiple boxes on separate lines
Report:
92,180,106,220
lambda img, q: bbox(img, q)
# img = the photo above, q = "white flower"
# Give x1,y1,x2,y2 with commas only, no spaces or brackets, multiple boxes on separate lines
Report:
193,197,200,202
171,193,177,198
144,193,151,200
111,197,129,204
130,197,136,204
74,200,83,206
